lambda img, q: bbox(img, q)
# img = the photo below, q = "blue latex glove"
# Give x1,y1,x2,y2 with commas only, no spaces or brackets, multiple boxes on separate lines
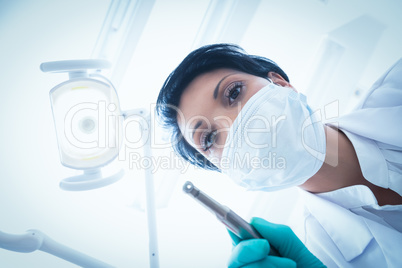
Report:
228,217,326,268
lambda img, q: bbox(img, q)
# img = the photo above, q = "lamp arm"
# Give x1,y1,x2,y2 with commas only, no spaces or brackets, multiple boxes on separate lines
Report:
0,229,114,268
141,113,160,268
122,108,148,119
0,230,42,253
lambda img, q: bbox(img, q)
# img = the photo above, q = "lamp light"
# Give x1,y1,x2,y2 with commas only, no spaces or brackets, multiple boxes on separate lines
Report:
41,59,124,191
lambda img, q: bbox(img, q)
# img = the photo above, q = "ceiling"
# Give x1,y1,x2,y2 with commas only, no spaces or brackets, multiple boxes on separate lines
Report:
0,0,401,267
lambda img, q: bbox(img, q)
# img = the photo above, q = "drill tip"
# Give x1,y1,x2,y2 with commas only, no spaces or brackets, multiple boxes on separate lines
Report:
183,181,194,193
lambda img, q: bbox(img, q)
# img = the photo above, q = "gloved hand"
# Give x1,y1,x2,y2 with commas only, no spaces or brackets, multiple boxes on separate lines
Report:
228,217,326,268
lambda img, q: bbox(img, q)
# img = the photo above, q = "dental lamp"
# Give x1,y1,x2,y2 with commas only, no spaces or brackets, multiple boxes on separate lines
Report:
41,59,125,191
1,60,125,266
0,59,159,267
42,59,159,267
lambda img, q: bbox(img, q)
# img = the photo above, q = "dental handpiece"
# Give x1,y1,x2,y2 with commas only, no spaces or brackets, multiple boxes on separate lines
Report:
183,181,279,256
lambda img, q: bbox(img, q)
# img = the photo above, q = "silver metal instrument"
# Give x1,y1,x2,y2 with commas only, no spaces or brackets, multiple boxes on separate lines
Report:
183,181,279,256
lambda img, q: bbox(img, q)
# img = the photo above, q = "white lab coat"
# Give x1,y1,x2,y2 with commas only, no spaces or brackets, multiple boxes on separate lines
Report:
299,59,402,267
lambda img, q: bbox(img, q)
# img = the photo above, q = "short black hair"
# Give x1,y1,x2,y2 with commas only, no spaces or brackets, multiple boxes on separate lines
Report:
156,43,288,171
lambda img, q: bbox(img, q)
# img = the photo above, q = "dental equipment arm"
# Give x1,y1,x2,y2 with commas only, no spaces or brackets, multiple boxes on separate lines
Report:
0,229,113,267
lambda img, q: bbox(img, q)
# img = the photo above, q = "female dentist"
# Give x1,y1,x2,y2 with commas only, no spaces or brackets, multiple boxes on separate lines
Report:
156,44,402,267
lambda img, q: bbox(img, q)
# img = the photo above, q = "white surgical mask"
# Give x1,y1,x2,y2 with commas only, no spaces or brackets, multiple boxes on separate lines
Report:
220,82,326,191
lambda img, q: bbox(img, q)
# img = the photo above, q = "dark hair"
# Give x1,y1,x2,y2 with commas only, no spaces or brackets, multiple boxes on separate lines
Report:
156,43,288,171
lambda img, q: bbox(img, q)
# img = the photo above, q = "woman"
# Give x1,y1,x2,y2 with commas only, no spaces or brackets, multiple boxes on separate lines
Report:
156,44,402,267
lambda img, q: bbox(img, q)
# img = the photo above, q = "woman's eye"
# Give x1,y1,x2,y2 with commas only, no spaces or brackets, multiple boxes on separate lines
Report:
201,130,217,151
225,82,243,105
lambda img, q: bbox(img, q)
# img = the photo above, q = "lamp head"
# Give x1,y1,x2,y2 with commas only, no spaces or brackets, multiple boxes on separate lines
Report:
42,59,124,190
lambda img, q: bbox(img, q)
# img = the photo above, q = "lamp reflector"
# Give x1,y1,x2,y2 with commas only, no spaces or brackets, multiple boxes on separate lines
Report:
50,78,122,169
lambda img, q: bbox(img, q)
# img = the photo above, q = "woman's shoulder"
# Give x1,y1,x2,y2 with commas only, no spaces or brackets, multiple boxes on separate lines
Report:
360,58,402,109
332,58,402,147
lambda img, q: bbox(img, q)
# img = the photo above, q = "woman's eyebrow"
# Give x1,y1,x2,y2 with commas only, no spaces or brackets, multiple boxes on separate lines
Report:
191,120,203,140
213,73,236,99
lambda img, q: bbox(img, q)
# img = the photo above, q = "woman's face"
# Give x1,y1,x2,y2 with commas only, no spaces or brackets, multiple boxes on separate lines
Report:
177,68,293,168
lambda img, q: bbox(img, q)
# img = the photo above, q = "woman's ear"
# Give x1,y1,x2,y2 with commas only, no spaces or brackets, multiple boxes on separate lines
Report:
268,72,297,91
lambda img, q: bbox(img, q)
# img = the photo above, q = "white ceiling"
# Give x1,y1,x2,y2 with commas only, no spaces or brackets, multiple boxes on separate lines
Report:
0,0,401,267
